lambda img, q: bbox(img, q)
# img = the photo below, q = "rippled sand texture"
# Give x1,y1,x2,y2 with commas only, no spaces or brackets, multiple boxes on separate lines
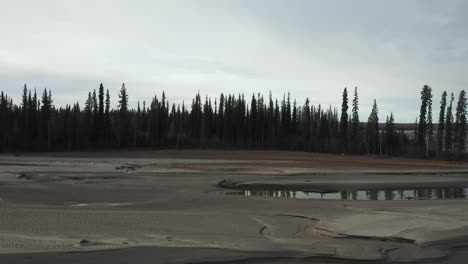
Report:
1,150,468,263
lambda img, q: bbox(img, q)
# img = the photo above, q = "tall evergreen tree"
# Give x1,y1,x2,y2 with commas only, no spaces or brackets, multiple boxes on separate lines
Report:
437,91,447,154
41,88,53,150
104,89,111,144
31,89,38,147
21,84,29,149
21,84,28,112
249,94,257,147
366,99,379,154
427,86,433,152
98,83,105,143
118,83,129,147
217,94,224,143
292,99,298,137
84,92,93,146
190,92,202,142
339,87,349,153
384,113,397,154
350,87,360,153
445,93,454,153
418,85,432,152
454,90,467,156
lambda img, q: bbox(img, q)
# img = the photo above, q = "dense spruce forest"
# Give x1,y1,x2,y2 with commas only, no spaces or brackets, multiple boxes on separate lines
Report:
0,83,466,158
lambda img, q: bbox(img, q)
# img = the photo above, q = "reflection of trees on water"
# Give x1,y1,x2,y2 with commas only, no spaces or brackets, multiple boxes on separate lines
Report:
384,190,395,200
366,190,379,200
245,188,467,200
340,191,348,200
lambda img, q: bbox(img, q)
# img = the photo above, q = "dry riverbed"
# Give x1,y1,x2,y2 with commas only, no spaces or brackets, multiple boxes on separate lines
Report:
0,150,468,263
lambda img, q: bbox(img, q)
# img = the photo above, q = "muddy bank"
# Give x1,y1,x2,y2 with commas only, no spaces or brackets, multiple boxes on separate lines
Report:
1,155,468,263
0,246,381,264
218,171,468,192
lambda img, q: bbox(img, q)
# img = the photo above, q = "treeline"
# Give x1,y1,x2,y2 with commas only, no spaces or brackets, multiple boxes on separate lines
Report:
0,83,466,158
419,86,467,158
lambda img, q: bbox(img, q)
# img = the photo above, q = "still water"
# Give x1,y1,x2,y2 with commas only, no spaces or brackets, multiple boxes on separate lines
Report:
235,188,468,200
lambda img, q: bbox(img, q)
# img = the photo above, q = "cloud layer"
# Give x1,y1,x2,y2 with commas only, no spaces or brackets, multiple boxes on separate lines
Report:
1,0,468,122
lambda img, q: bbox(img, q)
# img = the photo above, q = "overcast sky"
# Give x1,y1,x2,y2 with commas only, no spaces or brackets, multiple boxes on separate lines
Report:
2,0,468,122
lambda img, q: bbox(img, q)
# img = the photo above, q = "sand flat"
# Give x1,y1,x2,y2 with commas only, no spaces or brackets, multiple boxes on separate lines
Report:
1,151,468,263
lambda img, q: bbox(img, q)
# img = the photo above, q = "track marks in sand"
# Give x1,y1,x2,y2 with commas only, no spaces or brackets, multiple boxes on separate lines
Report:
311,225,458,263
313,226,416,244
253,214,320,240
15,172,126,184
252,214,448,263
70,202,134,207
0,234,126,253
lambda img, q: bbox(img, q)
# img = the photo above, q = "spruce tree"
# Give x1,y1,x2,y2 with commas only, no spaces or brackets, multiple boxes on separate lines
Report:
98,83,105,143
21,84,28,112
274,99,280,147
118,83,129,147
339,87,348,153
267,92,275,147
454,90,467,156
21,84,29,149
84,92,93,146
249,94,257,147
427,86,433,153
292,99,298,136
384,113,396,154
105,89,111,144
91,89,98,143
417,85,430,152
190,92,202,142
302,98,311,150
350,87,359,153
437,91,447,154
217,94,224,143
41,88,52,150
445,93,454,152
366,100,379,154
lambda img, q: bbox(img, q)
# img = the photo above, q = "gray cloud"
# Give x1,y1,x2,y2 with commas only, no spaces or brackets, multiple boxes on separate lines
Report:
1,0,467,121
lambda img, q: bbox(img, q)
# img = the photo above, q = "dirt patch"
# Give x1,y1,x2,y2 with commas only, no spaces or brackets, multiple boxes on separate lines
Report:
115,164,141,172
46,150,468,171
17,173,32,180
